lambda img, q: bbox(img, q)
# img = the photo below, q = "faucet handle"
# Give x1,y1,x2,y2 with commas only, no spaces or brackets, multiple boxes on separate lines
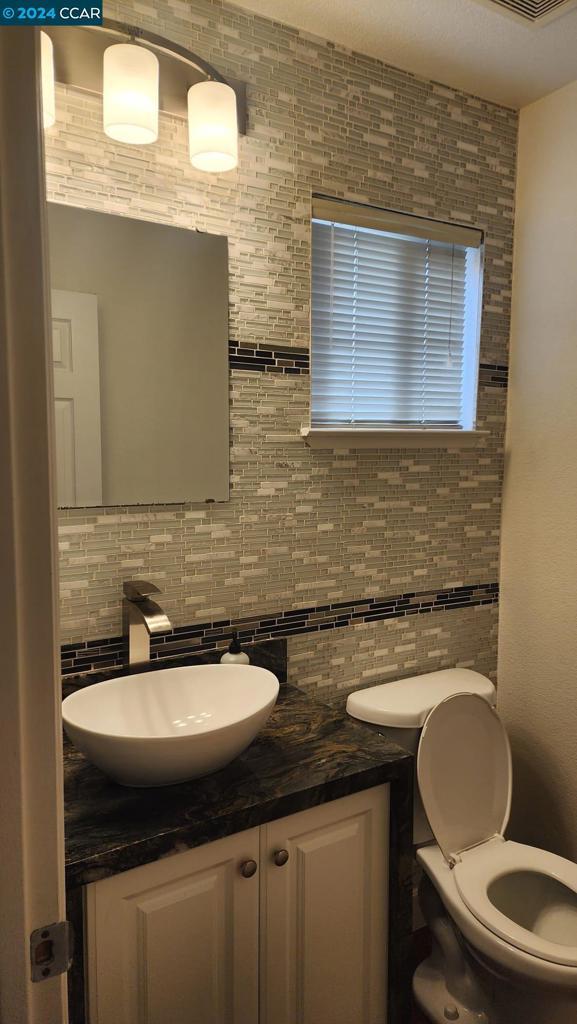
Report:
123,579,162,602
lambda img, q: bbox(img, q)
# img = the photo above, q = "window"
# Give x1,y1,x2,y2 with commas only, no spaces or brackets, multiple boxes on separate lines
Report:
310,197,484,433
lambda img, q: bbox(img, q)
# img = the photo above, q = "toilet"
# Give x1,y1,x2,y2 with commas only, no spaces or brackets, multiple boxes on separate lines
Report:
347,672,577,1024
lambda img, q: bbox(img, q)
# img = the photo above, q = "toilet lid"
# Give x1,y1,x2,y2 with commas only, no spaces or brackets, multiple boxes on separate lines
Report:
417,693,512,863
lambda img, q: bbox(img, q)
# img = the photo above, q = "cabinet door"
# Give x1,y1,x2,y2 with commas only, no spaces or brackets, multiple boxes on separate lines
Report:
86,828,260,1024
260,785,389,1024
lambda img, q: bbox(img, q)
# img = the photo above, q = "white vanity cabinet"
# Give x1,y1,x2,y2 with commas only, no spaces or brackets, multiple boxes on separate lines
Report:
86,827,260,1024
86,785,389,1024
260,785,389,1024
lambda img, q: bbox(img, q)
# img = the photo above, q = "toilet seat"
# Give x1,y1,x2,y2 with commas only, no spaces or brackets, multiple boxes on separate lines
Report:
417,692,512,864
454,837,577,967
418,693,577,969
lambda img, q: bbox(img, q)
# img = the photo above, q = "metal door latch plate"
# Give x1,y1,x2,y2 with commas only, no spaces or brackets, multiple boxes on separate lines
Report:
30,920,73,981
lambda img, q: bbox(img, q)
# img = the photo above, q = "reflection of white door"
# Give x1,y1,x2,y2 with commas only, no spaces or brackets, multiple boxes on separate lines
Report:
51,289,102,506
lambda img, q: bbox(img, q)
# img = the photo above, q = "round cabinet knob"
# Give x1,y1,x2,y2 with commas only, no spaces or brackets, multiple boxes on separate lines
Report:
444,1005,460,1021
273,849,289,867
240,859,257,879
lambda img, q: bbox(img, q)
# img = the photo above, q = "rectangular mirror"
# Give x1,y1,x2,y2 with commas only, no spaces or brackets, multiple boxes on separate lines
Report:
47,203,230,507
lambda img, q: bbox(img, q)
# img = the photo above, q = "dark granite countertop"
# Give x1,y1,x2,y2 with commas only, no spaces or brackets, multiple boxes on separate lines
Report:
64,680,412,889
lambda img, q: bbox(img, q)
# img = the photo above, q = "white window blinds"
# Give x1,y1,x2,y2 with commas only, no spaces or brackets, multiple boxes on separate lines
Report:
311,200,483,430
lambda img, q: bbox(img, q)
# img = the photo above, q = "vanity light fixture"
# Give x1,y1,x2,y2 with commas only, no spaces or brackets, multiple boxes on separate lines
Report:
40,31,55,129
103,43,159,145
41,19,245,173
188,80,238,172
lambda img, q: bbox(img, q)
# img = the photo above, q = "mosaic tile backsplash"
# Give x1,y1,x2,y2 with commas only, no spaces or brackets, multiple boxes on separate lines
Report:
46,0,517,694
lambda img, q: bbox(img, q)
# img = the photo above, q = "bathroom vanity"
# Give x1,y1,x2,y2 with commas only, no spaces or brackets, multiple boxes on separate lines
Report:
86,786,388,1024
64,644,413,1024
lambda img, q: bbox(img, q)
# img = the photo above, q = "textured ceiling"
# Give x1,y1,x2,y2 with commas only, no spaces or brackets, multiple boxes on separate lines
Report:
231,0,577,108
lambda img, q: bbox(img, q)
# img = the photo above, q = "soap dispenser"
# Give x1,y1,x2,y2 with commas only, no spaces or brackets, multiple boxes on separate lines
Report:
220,631,250,664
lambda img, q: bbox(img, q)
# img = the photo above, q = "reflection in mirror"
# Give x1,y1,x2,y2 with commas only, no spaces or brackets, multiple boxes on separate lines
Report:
47,203,230,507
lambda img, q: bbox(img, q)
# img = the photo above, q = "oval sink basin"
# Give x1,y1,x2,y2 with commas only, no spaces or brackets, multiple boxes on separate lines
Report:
62,664,280,787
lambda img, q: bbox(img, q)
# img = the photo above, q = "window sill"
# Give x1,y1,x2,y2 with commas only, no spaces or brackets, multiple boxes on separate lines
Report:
300,427,489,449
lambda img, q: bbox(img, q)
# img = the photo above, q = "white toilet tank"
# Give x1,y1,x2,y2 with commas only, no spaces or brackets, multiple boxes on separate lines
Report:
346,668,496,844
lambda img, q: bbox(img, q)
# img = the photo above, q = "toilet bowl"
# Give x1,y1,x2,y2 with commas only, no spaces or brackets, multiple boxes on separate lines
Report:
414,693,577,1023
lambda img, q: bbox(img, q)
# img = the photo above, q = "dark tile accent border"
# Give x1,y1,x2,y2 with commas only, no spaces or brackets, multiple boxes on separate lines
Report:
61,581,499,679
229,348,508,387
229,341,310,373
479,363,509,388
62,639,287,699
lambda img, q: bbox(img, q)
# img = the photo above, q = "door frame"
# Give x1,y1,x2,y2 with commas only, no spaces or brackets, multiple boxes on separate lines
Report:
0,26,68,1024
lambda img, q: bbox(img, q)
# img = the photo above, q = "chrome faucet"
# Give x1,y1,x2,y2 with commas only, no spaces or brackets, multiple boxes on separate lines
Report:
123,580,172,666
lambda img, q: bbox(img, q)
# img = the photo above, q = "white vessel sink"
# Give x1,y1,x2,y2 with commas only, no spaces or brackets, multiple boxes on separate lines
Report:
62,664,280,787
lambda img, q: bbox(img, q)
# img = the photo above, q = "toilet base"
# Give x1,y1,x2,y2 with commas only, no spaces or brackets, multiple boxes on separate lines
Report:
413,957,489,1024
416,870,577,1024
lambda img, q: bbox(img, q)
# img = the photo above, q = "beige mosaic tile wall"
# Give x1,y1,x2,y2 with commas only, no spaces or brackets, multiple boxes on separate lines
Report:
46,0,517,693
291,605,499,694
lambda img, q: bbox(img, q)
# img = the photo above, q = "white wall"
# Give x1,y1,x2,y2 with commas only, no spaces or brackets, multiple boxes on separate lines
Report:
498,79,577,858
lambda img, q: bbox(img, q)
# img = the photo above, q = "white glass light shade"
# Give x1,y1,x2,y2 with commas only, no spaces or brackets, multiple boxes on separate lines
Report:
40,31,55,129
188,80,238,172
103,44,159,145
